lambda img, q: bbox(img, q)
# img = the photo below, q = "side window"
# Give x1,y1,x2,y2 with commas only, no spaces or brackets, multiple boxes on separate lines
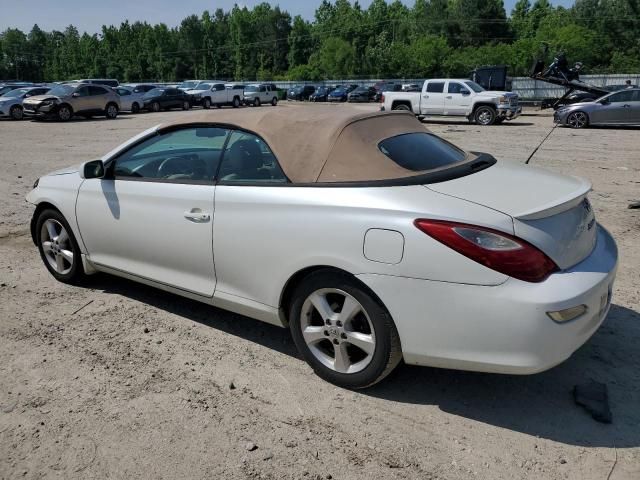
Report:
259,86,267,92
89,86,106,96
633,90,640,102
214,84,225,91
218,131,288,183
116,88,131,96
75,86,90,97
112,127,230,183
447,82,468,94
608,91,634,103
426,82,445,93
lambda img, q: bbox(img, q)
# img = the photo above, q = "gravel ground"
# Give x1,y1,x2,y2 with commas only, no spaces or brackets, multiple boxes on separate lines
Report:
1,105,639,480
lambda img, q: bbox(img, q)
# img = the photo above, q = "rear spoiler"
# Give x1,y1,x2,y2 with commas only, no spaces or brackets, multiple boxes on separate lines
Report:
515,177,591,220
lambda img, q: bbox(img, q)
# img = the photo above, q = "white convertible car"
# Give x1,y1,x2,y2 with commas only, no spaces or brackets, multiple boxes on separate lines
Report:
27,108,617,388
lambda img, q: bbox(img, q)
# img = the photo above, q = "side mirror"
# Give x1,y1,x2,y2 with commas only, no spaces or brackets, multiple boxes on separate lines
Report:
461,90,470,96
72,92,80,97
600,98,610,105
80,160,105,179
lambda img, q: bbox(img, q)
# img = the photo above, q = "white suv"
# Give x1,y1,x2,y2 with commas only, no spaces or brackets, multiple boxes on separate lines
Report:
243,84,278,107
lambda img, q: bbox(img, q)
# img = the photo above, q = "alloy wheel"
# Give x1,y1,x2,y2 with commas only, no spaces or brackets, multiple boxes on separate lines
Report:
475,107,495,125
10,105,23,120
567,111,588,128
300,288,376,374
106,104,118,119
152,102,160,112
58,106,71,121
40,219,74,275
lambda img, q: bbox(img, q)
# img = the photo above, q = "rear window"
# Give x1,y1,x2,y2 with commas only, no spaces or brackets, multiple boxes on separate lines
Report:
426,82,445,93
378,132,466,171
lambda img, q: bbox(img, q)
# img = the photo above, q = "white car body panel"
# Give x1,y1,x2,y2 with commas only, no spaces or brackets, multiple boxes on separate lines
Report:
25,126,619,375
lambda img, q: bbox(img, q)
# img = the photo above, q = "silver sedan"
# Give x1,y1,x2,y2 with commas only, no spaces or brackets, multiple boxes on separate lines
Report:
554,88,640,128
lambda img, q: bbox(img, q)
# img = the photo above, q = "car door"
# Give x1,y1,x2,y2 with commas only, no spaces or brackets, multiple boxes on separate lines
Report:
626,89,640,124
591,90,635,124
421,81,446,115
211,84,226,104
115,87,132,110
88,85,108,112
76,126,230,296
444,81,472,116
72,85,92,113
212,130,289,306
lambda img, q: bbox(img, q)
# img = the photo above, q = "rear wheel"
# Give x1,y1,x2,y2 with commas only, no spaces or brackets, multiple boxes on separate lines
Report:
57,105,72,122
289,271,402,389
232,97,241,108
253,98,261,107
566,111,589,129
105,103,118,119
182,100,191,110
9,105,23,120
392,103,411,111
271,97,278,106
474,106,497,125
36,209,85,284
131,102,140,114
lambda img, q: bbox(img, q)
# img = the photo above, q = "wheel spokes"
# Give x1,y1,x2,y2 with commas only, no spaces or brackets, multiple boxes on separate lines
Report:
309,291,335,322
60,249,73,263
338,296,361,325
302,325,326,345
45,221,57,241
333,343,350,373
344,331,375,355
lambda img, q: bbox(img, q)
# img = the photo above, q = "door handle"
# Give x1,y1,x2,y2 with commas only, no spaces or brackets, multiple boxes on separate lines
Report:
622,104,631,108
423,95,429,99
446,96,452,99
184,209,211,222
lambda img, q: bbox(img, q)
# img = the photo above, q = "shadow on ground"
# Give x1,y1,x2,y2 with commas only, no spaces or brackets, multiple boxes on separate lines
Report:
84,274,639,448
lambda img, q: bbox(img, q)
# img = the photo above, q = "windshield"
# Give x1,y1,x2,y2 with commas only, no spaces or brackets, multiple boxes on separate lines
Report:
316,87,328,94
47,85,75,97
145,88,165,97
464,81,485,93
245,85,259,92
178,81,198,90
3,88,30,98
197,83,214,90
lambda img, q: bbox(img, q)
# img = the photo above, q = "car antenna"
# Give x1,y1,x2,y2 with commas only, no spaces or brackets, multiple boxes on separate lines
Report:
525,123,558,164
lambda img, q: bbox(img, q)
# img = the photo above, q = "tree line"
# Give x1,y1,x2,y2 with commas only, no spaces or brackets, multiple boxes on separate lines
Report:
1,0,638,83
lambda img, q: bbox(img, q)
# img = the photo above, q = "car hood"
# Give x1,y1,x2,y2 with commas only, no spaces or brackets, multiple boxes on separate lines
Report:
561,101,596,109
24,94,61,103
426,160,595,269
186,89,207,94
46,165,80,176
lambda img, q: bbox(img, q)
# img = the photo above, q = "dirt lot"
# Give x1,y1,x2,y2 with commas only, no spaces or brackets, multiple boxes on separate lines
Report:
1,105,639,480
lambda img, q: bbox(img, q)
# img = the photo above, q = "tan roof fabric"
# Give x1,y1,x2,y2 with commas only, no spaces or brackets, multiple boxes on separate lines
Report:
158,106,445,183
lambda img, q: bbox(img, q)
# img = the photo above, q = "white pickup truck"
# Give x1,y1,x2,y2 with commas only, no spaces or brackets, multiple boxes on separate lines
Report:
381,78,521,125
187,82,246,109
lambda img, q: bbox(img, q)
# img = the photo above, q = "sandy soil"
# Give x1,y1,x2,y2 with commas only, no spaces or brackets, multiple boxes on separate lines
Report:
1,105,639,480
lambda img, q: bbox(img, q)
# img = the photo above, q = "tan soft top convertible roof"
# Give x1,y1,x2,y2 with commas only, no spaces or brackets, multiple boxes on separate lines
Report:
158,107,449,183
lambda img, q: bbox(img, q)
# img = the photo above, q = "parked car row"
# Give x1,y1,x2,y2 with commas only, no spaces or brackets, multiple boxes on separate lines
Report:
0,79,285,121
286,82,409,103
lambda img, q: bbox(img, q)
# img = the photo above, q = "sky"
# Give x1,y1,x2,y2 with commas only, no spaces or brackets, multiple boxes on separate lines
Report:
2,0,575,34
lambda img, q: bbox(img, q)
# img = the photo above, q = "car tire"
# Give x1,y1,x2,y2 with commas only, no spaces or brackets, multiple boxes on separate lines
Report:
131,102,140,114
182,100,191,110
57,105,73,122
253,98,261,107
392,103,411,111
474,106,497,125
289,270,402,389
151,102,161,113
271,97,278,106
35,209,85,284
566,111,589,129
105,103,119,119
203,98,211,109
232,97,241,108
9,105,23,120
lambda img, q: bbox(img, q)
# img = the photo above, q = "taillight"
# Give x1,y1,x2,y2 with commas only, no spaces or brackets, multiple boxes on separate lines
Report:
380,94,385,103
414,219,558,282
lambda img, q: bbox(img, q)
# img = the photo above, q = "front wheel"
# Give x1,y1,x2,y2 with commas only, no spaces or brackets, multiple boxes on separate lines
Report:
182,100,191,110
57,105,72,122
10,105,23,120
36,209,85,284
253,98,261,107
289,271,402,389
474,106,497,125
566,111,589,129
131,102,140,114
151,102,161,113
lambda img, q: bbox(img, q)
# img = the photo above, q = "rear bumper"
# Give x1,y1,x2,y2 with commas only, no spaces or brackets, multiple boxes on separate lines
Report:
357,225,617,375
